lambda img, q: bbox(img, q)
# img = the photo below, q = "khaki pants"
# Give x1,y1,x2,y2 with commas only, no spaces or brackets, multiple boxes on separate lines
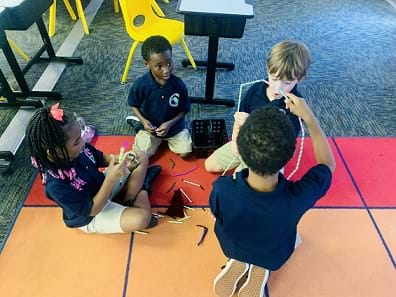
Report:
133,129,192,157
208,142,285,176
208,141,247,172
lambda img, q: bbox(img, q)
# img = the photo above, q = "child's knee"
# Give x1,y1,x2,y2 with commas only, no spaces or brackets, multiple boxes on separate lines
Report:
121,208,152,232
135,210,152,230
205,157,222,172
134,150,149,167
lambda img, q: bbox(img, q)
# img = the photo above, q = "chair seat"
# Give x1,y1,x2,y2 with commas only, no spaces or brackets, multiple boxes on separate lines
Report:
119,0,196,83
131,19,184,44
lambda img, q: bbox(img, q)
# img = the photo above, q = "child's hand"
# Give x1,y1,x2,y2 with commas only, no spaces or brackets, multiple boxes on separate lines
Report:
284,93,314,121
106,154,129,183
233,112,249,126
125,151,139,171
155,122,171,137
142,120,156,133
125,150,148,172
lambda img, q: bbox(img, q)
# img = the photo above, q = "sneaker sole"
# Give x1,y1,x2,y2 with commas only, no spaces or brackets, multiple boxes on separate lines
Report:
238,265,269,297
213,259,249,297
125,115,140,122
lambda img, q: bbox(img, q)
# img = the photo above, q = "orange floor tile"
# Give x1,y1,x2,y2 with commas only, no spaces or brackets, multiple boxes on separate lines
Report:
0,208,132,297
268,209,396,297
371,210,396,257
125,209,228,297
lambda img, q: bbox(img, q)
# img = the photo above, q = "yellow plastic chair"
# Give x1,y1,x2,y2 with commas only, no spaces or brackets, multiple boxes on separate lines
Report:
119,0,196,83
48,0,120,37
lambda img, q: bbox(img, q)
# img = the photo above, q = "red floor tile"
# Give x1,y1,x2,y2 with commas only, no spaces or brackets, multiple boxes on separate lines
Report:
285,138,362,207
334,137,396,206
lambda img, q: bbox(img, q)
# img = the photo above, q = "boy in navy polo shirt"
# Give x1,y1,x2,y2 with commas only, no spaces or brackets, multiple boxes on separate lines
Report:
205,40,311,173
126,35,192,158
210,96,335,297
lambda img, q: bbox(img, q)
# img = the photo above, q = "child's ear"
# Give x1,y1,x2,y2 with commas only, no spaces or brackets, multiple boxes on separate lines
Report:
143,59,149,68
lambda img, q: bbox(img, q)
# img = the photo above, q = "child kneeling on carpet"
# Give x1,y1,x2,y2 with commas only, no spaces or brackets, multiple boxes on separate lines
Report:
126,35,192,159
209,96,335,297
26,103,161,234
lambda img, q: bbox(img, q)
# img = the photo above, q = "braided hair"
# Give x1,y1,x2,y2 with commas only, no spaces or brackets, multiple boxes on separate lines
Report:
26,106,77,173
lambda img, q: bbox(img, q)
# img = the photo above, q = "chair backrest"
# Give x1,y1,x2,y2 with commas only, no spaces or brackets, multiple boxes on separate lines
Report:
119,0,162,39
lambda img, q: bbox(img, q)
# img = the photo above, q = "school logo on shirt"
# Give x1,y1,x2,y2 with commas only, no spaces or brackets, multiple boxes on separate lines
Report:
169,93,180,107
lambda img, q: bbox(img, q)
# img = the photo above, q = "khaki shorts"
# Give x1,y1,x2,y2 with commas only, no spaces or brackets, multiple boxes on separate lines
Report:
78,172,130,234
133,129,192,157
209,141,247,172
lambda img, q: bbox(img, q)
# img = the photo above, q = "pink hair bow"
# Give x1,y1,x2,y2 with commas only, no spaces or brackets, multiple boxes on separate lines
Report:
50,103,64,121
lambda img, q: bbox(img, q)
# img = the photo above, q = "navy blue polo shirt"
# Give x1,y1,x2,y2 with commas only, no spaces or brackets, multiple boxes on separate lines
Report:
209,165,332,270
45,143,107,228
127,71,190,138
239,81,302,137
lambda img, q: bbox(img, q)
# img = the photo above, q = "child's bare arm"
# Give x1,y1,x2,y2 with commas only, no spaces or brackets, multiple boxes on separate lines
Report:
90,154,129,215
285,93,336,173
230,112,249,154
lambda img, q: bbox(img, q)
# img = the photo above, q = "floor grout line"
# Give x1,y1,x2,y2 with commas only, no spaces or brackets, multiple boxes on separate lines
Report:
331,137,396,269
122,234,134,297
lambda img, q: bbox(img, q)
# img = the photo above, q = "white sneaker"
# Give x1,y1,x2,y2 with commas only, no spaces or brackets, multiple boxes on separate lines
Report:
125,115,140,123
238,265,269,297
213,259,250,297
125,115,143,133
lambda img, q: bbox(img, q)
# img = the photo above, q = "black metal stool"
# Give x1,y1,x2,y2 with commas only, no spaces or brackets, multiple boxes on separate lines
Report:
0,0,83,108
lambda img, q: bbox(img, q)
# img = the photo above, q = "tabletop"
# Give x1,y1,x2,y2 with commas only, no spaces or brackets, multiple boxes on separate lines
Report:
177,0,253,17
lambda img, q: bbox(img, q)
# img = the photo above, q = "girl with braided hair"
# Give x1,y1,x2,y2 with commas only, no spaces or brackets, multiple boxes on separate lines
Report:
26,103,160,233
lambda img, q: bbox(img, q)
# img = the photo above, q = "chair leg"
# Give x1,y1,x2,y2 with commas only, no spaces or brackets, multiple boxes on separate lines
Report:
48,0,57,37
63,0,77,20
113,0,119,13
48,0,78,37
180,38,196,69
122,41,140,83
151,0,165,17
75,0,90,34
7,39,30,62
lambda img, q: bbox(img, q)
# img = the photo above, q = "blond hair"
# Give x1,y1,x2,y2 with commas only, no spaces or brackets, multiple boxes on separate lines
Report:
267,40,311,81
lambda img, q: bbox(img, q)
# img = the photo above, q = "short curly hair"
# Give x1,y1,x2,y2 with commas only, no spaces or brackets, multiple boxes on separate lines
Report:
237,107,296,176
141,35,172,61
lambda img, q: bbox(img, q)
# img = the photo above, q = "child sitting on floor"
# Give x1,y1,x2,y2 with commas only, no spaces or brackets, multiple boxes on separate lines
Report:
209,95,335,297
26,103,161,234
205,40,311,173
126,35,192,159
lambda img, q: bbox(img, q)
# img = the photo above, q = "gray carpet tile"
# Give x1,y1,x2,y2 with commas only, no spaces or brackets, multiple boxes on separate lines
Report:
1,0,396,251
